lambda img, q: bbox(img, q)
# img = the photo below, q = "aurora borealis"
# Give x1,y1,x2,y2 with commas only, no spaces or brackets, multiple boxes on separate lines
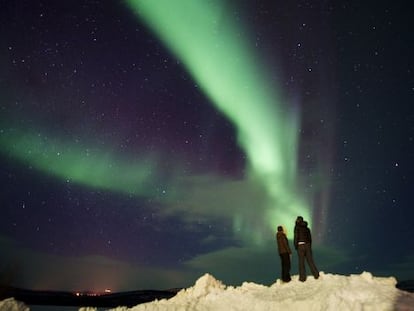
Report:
126,0,309,241
0,127,159,196
1,0,414,292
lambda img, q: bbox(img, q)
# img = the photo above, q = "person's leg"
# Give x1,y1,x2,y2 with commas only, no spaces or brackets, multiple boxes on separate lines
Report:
280,253,291,282
304,244,319,279
279,254,285,281
298,245,306,281
286,253,291,281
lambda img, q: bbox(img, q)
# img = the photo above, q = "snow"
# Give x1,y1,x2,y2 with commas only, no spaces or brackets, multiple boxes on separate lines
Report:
107,272,414,311
2,272,414,311
0,298,29,311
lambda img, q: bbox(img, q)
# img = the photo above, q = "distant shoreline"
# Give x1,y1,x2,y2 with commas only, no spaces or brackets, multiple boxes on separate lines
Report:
0,285,180,308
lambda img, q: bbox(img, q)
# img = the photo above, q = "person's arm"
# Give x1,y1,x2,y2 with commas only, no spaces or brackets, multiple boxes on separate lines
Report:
286,236,292,254
293,227,298,249
276,234,281,253
308,228,312,245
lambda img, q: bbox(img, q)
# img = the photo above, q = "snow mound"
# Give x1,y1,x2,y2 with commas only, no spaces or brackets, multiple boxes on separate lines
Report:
182,273,226,299
109,272,414,311
0,297,29,311
1,272,414,310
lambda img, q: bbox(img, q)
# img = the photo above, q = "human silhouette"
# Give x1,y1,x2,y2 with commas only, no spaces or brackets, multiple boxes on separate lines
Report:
276,225,292,282
293,217,319,281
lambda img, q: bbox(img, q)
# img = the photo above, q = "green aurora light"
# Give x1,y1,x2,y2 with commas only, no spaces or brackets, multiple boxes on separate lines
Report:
0,128,158,196
0,0,312,246
127,0,311,240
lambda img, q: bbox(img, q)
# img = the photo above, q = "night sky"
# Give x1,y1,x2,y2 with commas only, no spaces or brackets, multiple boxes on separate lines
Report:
1,0,413,292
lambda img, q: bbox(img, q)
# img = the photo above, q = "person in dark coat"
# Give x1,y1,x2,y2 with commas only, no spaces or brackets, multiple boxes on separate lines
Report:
293,216,303,249
276,225,292,282
293,218,319,282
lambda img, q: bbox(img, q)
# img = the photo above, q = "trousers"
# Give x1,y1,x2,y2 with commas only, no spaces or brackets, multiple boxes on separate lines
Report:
297,243,319,281
279,253,291,282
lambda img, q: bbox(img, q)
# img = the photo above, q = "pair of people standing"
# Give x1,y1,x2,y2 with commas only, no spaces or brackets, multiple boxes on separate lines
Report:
276,216,319,282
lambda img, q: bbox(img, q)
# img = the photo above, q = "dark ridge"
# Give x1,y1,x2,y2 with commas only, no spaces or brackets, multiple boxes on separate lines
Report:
0,286,180,308
396,280,414,293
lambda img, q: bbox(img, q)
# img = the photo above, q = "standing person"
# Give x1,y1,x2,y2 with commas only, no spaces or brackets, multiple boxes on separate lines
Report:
293,216,303,249
293,218,319,282
276,225,292,282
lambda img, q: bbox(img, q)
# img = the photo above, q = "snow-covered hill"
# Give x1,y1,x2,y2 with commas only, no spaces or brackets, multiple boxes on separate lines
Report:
2,272,414,311
108,272,414,311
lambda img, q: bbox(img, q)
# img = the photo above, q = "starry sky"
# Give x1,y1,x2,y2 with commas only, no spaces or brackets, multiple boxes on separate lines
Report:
1,0,413,292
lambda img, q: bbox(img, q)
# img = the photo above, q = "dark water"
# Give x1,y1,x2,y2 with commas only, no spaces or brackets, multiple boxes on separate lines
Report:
4,286,178,310
30,306,79,311
30,306,106,311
